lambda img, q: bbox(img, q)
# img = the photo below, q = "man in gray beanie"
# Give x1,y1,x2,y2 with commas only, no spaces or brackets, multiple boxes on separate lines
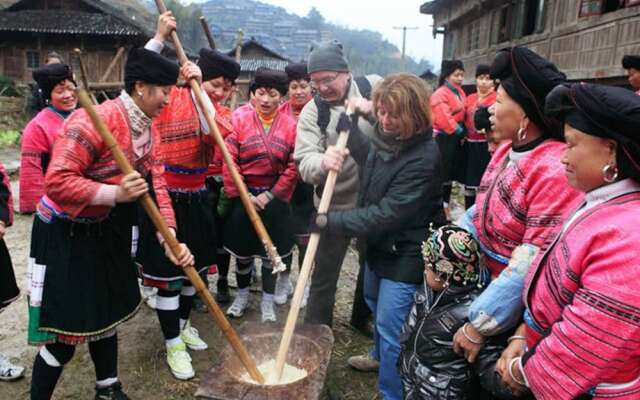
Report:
294,40,381,369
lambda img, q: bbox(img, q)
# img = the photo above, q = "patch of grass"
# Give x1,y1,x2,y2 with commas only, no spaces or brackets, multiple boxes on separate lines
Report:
0,130,20,148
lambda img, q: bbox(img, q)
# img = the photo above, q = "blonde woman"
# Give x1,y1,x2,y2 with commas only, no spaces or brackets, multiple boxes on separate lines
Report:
311,73,445,400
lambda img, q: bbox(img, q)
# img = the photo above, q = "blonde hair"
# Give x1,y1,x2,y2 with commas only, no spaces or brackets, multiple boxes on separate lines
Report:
372,73,432,139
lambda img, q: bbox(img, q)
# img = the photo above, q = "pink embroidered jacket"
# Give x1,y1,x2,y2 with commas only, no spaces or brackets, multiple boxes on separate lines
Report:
279,100,305,122
523,186,640,400
207,99,235,177
223,104,298,202
473,141,582,276
464,91,496,141
430,83,466,135
45,97,176,227
19,107,66,213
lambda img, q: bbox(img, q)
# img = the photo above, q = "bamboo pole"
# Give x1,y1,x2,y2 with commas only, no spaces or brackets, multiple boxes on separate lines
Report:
153,0,285,273
274,109,354,382
199,16,216,49
100,47,126,83
73,48,98,104
76,89,264,384
229,29,244,110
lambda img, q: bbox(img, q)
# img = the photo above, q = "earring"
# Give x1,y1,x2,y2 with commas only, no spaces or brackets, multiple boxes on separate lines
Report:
517,127,527,142
137,92,143,98
602,164,618,183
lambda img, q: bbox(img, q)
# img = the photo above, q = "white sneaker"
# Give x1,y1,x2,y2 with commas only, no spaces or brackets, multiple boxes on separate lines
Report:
274,275,293,305
166,341,195,380
226,292,249,318
0,354,24,381
261,299,277,323
141,285,157,309
300,282,311,309
180,320,208,351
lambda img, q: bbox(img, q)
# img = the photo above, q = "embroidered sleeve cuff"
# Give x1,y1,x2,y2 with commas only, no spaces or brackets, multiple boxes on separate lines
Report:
144,38,164,54
90,184,118,206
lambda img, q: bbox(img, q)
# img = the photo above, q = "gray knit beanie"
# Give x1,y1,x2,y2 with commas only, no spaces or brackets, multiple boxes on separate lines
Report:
307,40,350,74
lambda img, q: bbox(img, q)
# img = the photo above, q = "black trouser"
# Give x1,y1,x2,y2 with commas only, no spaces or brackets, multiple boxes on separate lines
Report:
234,257,289,295
31,334,118,400
304,233,351,327
350,259,372,331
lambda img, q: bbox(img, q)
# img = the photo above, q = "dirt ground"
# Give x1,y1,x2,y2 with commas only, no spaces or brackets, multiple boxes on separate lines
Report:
0,179,381,400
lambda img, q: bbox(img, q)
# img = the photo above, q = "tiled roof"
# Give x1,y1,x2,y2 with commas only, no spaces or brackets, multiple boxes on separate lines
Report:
0,10,144,36
239,59,289,72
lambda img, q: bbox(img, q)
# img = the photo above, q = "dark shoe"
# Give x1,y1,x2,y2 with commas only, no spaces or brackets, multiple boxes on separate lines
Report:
95,382,130,400
216,280,231,304
351,318,374,339
193,296,208,313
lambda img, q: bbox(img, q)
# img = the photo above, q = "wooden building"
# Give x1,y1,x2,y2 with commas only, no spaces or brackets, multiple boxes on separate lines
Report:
0,0,154,86
421,0,640,86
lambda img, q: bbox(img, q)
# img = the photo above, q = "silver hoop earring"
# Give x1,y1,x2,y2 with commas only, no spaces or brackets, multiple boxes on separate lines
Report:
517,127,527,142
137,92,143,98
602,164,618,183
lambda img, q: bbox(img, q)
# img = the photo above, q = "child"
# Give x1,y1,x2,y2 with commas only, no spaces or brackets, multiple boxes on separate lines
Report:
398,225,516,400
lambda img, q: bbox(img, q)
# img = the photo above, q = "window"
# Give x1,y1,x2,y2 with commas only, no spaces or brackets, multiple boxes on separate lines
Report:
445,30,457,59
513,0,546,38
497,6,513,43
579,0,627,16
26,50,40,69
603,0,626,13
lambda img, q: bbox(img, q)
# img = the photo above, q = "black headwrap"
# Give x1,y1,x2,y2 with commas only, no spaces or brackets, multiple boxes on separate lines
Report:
546,82,640,179
622,55,640,70
439,59,464,86
32,64,75,100
197,48,241,83
474,105,492,132
475,63,491,77
250,67,288,96
125,47,179,89
490,46,566,138
285,62,309,83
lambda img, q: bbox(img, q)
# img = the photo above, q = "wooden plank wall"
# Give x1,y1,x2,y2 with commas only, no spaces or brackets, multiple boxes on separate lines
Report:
0,39,127,85
435,0,640,84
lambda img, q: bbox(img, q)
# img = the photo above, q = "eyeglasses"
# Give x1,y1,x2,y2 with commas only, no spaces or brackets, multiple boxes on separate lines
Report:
310,74,339,89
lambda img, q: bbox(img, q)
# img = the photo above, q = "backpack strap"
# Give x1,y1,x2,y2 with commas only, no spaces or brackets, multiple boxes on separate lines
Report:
354,76,372,100
313,94,331,138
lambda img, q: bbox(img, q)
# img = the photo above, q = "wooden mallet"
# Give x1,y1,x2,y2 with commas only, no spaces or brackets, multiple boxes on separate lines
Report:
154,0,285,273
199,16,216,49
274,108,355,382
75,89,265,384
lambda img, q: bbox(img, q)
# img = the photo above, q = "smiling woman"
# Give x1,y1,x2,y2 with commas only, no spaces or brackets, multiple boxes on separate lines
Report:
222,67,298,324
19,63,77,214
509,83,640,400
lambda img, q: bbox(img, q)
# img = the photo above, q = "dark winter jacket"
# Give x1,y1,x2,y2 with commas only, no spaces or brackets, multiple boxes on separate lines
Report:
327,122,445,284
398,284,518,400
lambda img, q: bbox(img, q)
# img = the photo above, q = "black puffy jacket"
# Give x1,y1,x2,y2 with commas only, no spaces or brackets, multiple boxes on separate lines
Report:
398,284,519,400
327,123,446,284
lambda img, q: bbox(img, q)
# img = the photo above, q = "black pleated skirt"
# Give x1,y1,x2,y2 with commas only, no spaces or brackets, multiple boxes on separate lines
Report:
28,203,140,344
0,239,19,311
463,140,491,189
137,189,217,284
223,197,294,260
